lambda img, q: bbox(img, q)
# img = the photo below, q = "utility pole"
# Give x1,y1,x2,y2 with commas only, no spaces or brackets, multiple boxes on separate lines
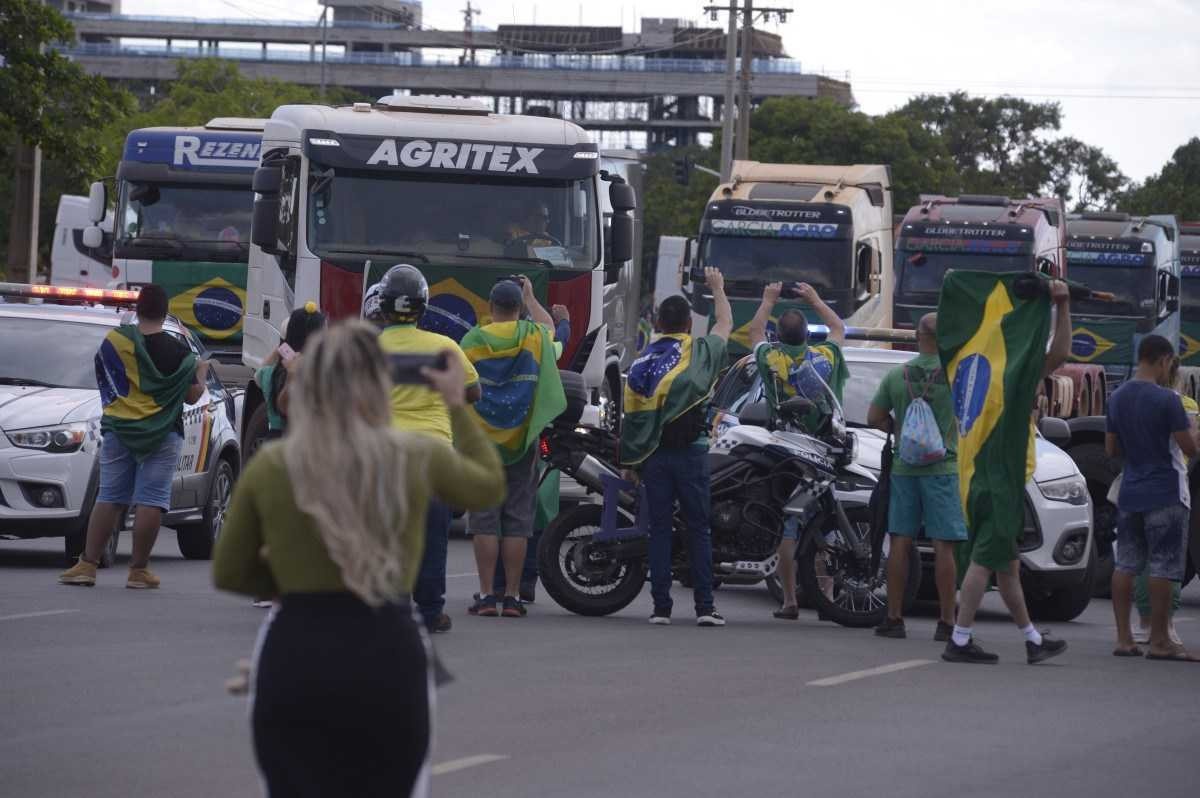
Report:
5,143,41,284
462,2,480,65
705,2,790,179
319,4,329,100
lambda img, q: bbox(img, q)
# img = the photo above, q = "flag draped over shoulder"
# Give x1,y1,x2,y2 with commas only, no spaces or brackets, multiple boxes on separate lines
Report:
937,271,1050,572
461,319,565,465
756,340,849,407
620,333,725,465
95,325,197,459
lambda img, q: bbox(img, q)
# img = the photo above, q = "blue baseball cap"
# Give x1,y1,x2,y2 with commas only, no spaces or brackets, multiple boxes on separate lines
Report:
490,280,524,310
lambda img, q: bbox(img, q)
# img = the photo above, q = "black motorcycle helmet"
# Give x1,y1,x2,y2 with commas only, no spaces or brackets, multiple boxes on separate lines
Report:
378,263,429,325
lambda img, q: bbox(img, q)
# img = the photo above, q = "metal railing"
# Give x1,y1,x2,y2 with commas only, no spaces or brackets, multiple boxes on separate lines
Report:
58,43,805,75
65,12,418,30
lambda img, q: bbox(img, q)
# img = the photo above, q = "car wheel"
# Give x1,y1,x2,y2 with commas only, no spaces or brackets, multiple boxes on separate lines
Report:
64,526,119,568
176,459,235,560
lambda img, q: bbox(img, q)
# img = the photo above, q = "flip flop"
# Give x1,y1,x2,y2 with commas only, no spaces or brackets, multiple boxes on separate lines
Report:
1112,646,1144,658
773,606,800,620
1146,648,1200,662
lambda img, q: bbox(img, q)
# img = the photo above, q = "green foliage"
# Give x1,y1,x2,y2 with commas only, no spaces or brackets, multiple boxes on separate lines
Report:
1120,138,1200,221
96,60,361,178
640,145,720,264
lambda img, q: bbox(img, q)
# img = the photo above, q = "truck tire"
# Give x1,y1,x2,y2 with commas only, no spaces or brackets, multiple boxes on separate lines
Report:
1077,377,1092,417
1069,442,1120,597
1027,548,1095,623
557,370,588,427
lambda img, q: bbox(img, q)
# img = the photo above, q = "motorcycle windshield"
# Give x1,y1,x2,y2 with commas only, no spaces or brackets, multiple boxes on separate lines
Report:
772,359,845,437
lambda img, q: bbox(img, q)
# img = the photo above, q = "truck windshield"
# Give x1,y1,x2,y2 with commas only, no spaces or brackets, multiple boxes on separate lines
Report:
1068,265,1154,317
699,235,851,293
895,250,1031,297
116,182,251,261
307,170,598,270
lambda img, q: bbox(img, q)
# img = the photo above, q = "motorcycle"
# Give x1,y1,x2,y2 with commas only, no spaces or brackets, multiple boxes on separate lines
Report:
538,362,917,627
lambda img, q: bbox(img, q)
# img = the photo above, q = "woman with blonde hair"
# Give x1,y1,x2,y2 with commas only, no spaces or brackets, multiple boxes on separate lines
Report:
213,321,505,797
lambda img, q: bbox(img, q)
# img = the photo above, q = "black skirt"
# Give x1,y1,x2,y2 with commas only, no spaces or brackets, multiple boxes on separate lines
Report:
252,593,431,798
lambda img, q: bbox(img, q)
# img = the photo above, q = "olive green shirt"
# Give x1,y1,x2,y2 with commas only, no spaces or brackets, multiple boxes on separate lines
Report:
869,352,958,477
212,407,505,599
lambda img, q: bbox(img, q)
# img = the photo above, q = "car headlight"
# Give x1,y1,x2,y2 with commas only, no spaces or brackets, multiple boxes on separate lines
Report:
1037,475,1089,505
6,423,90,454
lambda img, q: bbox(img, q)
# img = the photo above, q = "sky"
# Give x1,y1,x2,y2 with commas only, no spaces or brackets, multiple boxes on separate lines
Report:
120,0,1200,182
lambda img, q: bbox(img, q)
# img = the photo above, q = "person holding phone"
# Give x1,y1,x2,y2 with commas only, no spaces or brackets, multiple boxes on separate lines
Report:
377,264,481,635
254,303,327,441
213,322,505,797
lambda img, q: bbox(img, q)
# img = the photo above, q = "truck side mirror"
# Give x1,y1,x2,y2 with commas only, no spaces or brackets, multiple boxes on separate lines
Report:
251,160,297,256
82,226,104,249
608,181,636,214
87,181,107,224
608,214,633,265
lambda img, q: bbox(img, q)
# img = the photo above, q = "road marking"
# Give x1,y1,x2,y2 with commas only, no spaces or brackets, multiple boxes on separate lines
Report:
431,754,508,776
807,659,935,687
0,609,79,622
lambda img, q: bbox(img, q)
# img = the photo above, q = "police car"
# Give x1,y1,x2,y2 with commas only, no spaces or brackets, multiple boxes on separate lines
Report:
0,284,241,565
709,345,1096,622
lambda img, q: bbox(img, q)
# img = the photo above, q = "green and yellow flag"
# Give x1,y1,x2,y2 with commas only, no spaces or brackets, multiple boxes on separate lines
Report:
95,325,197,459
937,272,1050,572
461,319,565,465
620,333,727,465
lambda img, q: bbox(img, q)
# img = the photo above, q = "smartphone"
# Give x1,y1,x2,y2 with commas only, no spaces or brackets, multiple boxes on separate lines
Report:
388,352,448,385
277,343,297,363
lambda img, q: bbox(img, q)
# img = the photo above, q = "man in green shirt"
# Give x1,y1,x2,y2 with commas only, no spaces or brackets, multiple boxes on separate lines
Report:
867,312,965,641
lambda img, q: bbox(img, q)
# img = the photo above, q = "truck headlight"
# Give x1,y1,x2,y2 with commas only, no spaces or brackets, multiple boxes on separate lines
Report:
6,423,90,454
1037,475,1088,505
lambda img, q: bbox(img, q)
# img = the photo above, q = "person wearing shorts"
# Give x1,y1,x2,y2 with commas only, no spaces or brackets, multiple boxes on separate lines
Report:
60,284,206,589
1106,335,1199,661
868,313,966,641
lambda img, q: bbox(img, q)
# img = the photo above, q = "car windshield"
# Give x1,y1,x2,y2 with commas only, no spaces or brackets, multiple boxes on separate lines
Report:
117,182,252,260
0,316,110,389
700,235,850,291
1066,265,1154,317
896,250,1032,297
307,169,598,270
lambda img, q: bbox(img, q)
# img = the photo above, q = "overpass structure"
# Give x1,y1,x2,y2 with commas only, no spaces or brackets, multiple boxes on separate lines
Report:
62,12,854,147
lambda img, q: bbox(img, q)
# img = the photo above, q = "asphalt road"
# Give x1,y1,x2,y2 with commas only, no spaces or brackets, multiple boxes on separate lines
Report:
2,532,1198,798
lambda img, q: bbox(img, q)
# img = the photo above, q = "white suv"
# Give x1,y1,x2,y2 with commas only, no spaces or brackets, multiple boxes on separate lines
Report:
710,345,1095,621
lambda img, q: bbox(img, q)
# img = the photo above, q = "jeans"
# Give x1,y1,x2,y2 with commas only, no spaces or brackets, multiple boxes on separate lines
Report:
414,499,450,623
1135,569,1182,618
641,445,714,615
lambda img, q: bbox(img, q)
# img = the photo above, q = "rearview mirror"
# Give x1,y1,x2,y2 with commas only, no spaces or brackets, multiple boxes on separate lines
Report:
608,214,633,264
82,226,104,249
87,181,107,224
609,181,636,213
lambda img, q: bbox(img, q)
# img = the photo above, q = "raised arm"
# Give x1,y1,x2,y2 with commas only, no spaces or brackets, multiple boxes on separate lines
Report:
748,282,782,348
706,267,733,341
1042,280,1072,379
797,283,845,345
520,276,555,330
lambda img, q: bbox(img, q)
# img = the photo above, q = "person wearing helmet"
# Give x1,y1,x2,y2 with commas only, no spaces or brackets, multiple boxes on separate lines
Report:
362,282,386,328
378,264,482,635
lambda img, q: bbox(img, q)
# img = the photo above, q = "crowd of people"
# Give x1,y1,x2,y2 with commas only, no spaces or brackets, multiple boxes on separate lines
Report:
53,266,1200,795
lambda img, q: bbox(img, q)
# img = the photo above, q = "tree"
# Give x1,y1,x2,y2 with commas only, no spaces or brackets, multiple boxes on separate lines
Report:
0,0,133,278
640,145,720,266
97,60,361,178
893,91,1126,210
1120,138,1200,221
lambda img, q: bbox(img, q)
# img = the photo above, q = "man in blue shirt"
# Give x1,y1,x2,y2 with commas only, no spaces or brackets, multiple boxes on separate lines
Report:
1106,334,1199,661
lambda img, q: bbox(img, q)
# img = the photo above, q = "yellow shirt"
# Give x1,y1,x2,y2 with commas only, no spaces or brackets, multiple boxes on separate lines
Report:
379,325,479,443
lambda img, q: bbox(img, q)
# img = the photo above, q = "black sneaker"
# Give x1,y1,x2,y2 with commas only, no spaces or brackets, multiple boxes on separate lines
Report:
425,613,452,634
649,607,672,625
501,596,527,618
942,638,999,664
696,609,726,627
874,618,906,639
934,621,954,642
519,580,537,604
1026,634,1067,664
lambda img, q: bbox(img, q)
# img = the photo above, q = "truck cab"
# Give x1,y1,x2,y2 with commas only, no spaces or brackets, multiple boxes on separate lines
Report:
242,95,635,449
50,195,113,289
689,162,893,356
1177,223,1200,399
1064,212,1180,395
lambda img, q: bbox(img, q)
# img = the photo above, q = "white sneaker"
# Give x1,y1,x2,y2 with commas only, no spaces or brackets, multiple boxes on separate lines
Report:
696,610,726,627
649,611,671,625
1133,626,1151,645
1169,622,1184,647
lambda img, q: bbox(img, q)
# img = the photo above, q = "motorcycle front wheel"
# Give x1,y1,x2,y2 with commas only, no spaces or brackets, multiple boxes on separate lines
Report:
797,509,920,628
537,502,647,617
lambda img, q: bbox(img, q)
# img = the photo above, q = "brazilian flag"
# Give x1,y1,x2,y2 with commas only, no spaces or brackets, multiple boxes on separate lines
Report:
620,333,727,465
461,319,566,465
151,262,247,345
95,325,197,459
937,272,1050,572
